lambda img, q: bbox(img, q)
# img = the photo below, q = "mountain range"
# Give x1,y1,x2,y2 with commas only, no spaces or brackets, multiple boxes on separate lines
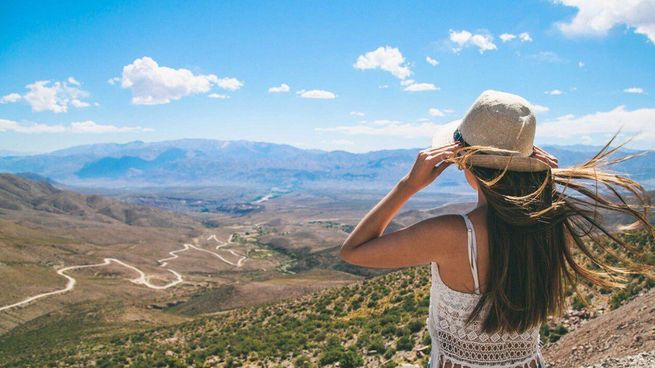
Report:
0,139,653,191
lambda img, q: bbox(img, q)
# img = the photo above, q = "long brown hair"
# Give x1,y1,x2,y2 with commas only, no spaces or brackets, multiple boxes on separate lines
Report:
447,136,654,334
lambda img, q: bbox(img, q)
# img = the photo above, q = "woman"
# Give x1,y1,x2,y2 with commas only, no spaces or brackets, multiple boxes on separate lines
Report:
339,90,654,368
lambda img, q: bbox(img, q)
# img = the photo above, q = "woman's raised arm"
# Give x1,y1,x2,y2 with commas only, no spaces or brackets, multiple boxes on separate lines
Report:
339,143,461,269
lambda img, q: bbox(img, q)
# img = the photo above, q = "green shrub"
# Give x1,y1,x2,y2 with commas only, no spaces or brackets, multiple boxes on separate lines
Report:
407,319,424,333
366,335,386,354
396,336,414,351
294,356,312,368
339,349,364,368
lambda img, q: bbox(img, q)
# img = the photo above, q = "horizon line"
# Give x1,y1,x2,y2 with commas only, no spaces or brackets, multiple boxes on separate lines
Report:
1,137,648,157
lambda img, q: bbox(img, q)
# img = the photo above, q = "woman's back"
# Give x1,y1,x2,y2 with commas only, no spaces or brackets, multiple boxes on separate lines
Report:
426,212,545,368
340,90,654,368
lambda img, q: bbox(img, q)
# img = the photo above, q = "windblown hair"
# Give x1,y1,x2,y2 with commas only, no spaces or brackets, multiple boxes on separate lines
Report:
445,135,654,334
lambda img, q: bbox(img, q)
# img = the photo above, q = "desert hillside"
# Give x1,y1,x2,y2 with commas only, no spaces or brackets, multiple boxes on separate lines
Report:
0,173,371,358
0,174,652,367
0,173,194,227
1,228,652,367
544,288,655,367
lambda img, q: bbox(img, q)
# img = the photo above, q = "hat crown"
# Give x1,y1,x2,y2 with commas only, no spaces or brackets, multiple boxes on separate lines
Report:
458,89,536,157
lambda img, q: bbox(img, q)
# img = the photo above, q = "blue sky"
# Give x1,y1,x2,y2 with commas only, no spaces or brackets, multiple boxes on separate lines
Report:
0,0,654,153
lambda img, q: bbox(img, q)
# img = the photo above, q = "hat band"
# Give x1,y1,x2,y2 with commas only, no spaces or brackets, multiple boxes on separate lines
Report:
454,128,531,157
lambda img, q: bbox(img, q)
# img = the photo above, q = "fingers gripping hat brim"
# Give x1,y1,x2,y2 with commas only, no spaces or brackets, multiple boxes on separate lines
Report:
431,127,550,173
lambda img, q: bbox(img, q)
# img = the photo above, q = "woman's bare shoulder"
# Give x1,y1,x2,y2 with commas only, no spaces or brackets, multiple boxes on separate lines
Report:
412,214,469,262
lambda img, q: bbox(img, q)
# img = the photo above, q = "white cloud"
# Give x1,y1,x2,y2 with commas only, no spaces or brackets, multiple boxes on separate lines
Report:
545,89,564,95
500,32,532,43
216,77,244,91
531,104,550,113
554,0,655,44
0,118,151,134
119,56,241,105
519,32,533,42
353,46,412,79
449,29,497,53
328,139,355,147
317,119,453,138
0,119,66,133
429,108,446,117
379,84,389,89
268,83,290,93
578,61,585,68
67,77,81,86
208,93,229,99
538,105,655,145
0,93,22,104
527,51,563,63
297,89,337,99
316,119,466,151
624,87,645,94
14,79,92,113
426,56,439,66
69,120,153,133
71,99,90,108
108,77,120,85
500,33,517,42
403,82,439,92
350,111,365,117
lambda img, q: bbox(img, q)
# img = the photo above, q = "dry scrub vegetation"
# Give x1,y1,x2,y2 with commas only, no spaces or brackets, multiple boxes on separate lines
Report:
2,229,652,368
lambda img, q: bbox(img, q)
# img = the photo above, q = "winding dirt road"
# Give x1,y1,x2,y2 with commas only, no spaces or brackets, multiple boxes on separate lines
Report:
207,234,247,267
0,233,247,313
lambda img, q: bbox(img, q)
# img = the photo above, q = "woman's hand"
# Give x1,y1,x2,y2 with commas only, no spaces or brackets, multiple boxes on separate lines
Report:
341,142,464,269
531,146,559,169
401,143,460,193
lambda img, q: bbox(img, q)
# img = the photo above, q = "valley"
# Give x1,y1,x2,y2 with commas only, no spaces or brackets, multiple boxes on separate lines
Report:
1,227,651,367
0,140,653,366
0,172,462,350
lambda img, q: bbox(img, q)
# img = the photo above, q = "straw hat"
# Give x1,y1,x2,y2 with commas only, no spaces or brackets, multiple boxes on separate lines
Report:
432,89,549,172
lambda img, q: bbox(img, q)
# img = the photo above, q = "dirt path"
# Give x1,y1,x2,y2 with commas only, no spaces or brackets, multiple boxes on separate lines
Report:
207,234,247,266
0,233,248,313
0,258,182,313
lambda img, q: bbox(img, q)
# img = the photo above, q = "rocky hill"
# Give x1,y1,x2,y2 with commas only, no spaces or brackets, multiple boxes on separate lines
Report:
544,288,655,367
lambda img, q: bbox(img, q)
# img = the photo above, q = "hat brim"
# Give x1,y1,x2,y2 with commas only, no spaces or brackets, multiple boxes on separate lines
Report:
461,155,550,172
431,125,549,173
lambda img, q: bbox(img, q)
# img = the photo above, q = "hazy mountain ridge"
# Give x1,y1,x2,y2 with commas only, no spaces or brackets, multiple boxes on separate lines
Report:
0,173,194,228
1,139,653,190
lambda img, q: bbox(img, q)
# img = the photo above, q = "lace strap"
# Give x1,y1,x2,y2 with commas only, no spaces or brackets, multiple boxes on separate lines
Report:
461,214,481,294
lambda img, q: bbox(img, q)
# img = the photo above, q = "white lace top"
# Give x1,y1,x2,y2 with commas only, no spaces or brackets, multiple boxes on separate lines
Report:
426,214,545,368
